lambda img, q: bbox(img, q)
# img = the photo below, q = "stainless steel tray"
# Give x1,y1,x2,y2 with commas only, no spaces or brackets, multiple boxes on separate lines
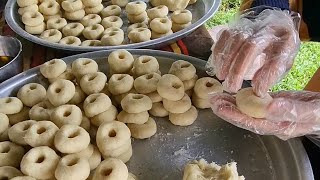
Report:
5,0,220,52
0,50,314,180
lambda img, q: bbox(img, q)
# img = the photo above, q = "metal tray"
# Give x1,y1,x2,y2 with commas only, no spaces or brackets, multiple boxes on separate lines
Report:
0,50,314,180
5,0,220,52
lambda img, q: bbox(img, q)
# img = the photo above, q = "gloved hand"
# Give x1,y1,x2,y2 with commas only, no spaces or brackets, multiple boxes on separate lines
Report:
210,91,320,140
206,7,301,97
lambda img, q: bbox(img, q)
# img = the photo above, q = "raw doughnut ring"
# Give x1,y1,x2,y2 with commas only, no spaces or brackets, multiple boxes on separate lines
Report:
54,124,90,153
17,83,46,107
108,50,134,73
68,86,86,105
134,72,161,94
121,93,152,113
85,4,104,14
192,93,210,109
101,138,131,158
183,74,198,91
163,93,191,113
64,9,85,21
24,121,59,147
133,56,160,76
83,24,104,40
194,77,223,99
169,106,198,126
82,0,102,7
0,113,9,134
91,105,118,126
59,36,81,46
7,106,30,125
80,72,107,94
40,29,62,43
127,11,147,23
51,105,82,127
125,1,147,15
62,23,84,37
128,27,151,43
25,22,46,35
117,110,149,124
83,93,112,117
43,12,62,21
47,17,67,30
172,22,191,32
108,74,134,95
150,17,172,34
127,117,157,139
39,0,60,15
61,0,83,12
72,58,98,78
0,97,23,115
151,29,173,39
157,74,185,101
48,68,76,83
169,60,196,81
113,88,137,105
55,154,90,180
115,145,132,163
17,0,38,7
101,16,123,29
8,120,36,145
171,9,192,24
89,146,101,170
101,5,121,17
81,14,102,27
29,101,53,121
40,58,67,79
101,30,124,46
47,79,75,106
92,158,128,180
0,166,22,179
81,40,101,46
18,4,38,15
21,146,60,179
100,82,112,96
22,11,44,26
147,5,169,20
127,22,148,33
111,0,128,7
11,176,36,180
149,102,169,117
0,141,25,167
76,144,94,159
236,87,273,118
146,91,162,103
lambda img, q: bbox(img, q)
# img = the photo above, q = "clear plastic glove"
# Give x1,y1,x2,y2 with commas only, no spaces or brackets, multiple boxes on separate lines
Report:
206,6,301,97
210,91,320,140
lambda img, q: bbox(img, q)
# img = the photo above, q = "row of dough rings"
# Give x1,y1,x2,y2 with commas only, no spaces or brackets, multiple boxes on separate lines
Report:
147,5,169,20
59,36,82,46
61,0,83,12
51,104,82,127
81,14,102,27
62,22,84,37
83,24,104,40
149,102,169,117
169,106,198,126
151,29,173,39
101,30,124,46
18,4,39,16
102,16,123,29
55,154,90,180
85,4,104,14
150,17,172,34
39,0,60,16
117,110,149,124
121,93,153,113
108,49,134,73
92,158,128,180
127,11,148,24
128,27,151,43
169,60,197,81
163,93,192,113
40,29,62,43
127,22,148,33
101,5,121,18
111,0,129,7
0,141,25,168
125,1,147,15
82,0,102,7
134,72,161,94
91,105,118,126
133,56,160,76
80,72,107,94
81,40,101,46
127,117,157,139
47,17,67,30
171,10,192,24
17,0,37,7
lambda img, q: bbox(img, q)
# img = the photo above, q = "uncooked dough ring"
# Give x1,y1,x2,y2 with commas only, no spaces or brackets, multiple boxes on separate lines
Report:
83,24,104,40
17,83,47,107
194,77,223,99
146,91,162,103
59,36,82,46
40,58,67,78
83,93,112,117
47,17,67,30
51,104,82,127
0,113,9,134
64,9,85,21
88,145,101,170
20,146,60,179
163,93,191,113
125,1,147,15
183,74,198,91
82,0,102,7
172,22,191,32
18,4,38,15
72,58,98,78
8,120,36,145
101,30,124,46
133,56,159,76
29,101,53,121
117,110,149,124
168,60,196,81
25,22,46,35
150,17,172,34
92,158,128,180
128,27,151,43
157,74,185,101
147,5,169,20
81,40,101,46
171,9,192,24
17,0,38,7
61,0,83,12
192,93,210,109
22,11,44,26
24,121,59,147
55,154,90,180
39,0,60,15
48,68,76,83
151,29,173,39
127,11,148,23
40,29,62,43
0,166,22,180
108,50,134,73
47,79,76,106
101,5,121,17
127,117,157,139
62,23,84,37
169,106,198,126
0,97,23,115
80,72,107,94
127,22,148,33
81,14,102,27
115,145,132,163
111,0,128,7
134,72,161,94
0,141,25,168
85,4,104,14
43,12,62,21
68,86,86,104
91,105,118,126
108,74,134,95
102,16,123,29
121,93,152,113
149,102,169,117
7,106,30,125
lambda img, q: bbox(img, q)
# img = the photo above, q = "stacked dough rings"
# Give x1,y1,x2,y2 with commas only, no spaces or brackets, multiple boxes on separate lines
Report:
150,17,172,39
17,0,38,17
22,11,45,34
147,5,169,20
101,27,125,46
39,0,61,21
171,9,192,32
128,27,151,43
61,0,85,21
82,0,103,14
133,55,160,77
55,154,90,180
125,1,147,23
81,14,102,27
93,158,128,180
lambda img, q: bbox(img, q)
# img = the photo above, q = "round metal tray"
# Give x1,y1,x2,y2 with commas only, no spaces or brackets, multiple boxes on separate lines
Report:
0,50,314,180
5,0,220,52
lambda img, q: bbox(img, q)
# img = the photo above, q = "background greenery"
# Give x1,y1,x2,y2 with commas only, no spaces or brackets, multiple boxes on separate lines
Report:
205,0,320,91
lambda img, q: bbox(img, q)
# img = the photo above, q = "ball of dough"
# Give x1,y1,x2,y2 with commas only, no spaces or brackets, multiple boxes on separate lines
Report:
59,36,82,46
81,40,101,46
18,4,39,16
92,158,128,180
146,91,162,103
111,0,128,7
17,0,38,7
51,105,82,127
108,74,134,95
71,58,98,78
55,154,90,180
81,14,102,27
64,9,85,21
83,93,112,117
151,29,173,39
147,5,169,20
25,22,46,35
236,87,273,118
194,77,223,99
127,11,148,23
172,22,191,32
40,58,67,79
169,60,196,81
101,5,121,17
127,22,148,33
149,102,169,117
91,105,118,126
47,79,76,106
121,93,152,113
127,117,157,139
22,11,44,26
0,141,25,167
80,72,107,94
125,1,147,15
84,4,104,14
61,0,83,12
68,86,86,105
21,146,60,179
83,24,104,40
8,120,36,145
17,83,46,107
39,0,60,15
0,97,23,115
117,110,149,124
192,93,210,109
171,9,192,24
169,106,198,126
163,93,191,113
47,17,67,30
54,124,90,153
29,101,53,121
24,121,58,147
150,17,172,34
40,29,62,43
183,74,198,91
128,27,151,43
0,113,9,134
62,23,84,37
101,29,124,46
157,74,185,101
108,50,134,73
134,72,161,94
0,166,22,179
11,176,36,180
82,0,102,7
